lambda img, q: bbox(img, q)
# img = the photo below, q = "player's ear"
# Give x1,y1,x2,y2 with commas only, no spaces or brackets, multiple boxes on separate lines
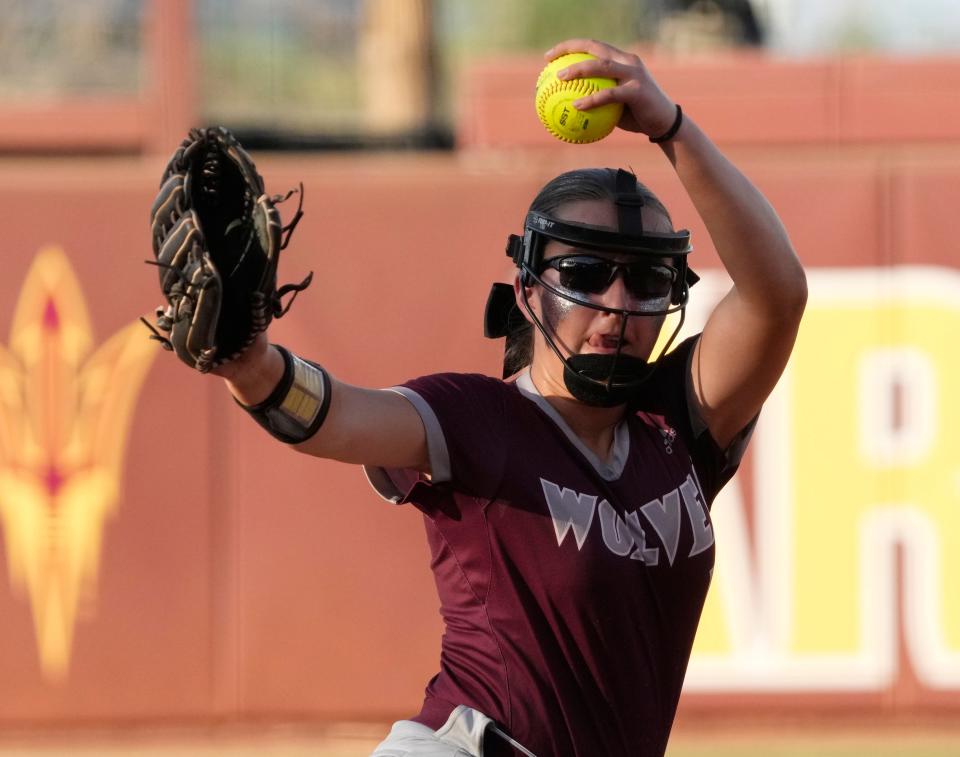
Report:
514,272,537,322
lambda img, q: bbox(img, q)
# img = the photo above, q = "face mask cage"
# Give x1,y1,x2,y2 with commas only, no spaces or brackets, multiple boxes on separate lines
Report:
485,171,698,403
510,212,695,318
515,259,687,405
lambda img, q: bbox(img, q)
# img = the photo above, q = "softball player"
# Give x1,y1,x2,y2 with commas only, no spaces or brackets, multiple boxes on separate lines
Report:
219,40,806,757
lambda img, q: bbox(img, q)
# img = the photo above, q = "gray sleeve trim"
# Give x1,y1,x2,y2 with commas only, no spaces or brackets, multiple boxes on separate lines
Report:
362,465,407,504
723,417,757,469
389,386,451,483
684,336,709,438
360,387,452,504
683,335,756,469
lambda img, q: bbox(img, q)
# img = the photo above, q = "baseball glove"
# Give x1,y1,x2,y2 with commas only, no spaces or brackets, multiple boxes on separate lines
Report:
142,125,312,372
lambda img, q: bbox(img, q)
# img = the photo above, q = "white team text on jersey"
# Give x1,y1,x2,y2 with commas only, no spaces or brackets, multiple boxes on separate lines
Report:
539,474,714,565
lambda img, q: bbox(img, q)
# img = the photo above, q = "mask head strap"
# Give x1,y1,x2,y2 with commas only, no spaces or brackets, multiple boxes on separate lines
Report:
614,168,645,236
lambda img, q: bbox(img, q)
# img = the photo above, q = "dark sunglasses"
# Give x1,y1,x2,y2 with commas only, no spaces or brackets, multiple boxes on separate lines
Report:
539,255,678,300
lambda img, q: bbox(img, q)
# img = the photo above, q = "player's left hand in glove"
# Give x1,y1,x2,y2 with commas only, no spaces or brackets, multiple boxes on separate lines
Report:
142,125,312,373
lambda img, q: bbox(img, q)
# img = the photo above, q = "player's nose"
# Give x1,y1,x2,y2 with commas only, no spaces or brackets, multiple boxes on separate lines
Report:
599,271,632,309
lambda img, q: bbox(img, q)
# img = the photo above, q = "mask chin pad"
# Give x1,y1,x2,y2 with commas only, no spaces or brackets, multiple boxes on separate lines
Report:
563,354,654,407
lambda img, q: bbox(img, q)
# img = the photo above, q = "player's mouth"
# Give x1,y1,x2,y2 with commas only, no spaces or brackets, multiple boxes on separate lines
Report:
583,333,628,354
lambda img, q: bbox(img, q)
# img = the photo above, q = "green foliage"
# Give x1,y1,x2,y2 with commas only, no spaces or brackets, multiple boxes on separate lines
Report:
200,30,361,132
513,0,652,51
198,0,660,136
438,0,654,55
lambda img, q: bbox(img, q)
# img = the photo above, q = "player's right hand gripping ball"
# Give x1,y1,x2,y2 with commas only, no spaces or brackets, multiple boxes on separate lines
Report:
144,126,312,372
535,53,624,144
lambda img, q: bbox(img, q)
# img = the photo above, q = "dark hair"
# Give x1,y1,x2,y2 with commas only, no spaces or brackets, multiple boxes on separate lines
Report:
529,167,672,220
503,168,671,376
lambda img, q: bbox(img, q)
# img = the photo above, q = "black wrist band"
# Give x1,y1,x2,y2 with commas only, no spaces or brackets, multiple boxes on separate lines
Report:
243,345,297,412
649,104,683,144
236,345,332,444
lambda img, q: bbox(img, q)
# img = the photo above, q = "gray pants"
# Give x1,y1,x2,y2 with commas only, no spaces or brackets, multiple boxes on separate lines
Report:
371,705,538,757
370,705,493,756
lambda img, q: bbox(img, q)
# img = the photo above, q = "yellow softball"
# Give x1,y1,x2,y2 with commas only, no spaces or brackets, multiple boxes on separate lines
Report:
535,52,624,144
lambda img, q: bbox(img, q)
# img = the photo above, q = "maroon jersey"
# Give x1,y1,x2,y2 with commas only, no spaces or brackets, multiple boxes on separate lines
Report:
366,336,752,757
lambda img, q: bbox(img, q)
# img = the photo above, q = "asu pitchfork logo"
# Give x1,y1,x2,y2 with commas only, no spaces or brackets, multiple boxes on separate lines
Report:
0,247,155,680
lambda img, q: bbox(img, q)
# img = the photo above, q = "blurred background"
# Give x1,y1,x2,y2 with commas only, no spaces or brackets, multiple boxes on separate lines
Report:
1,1,959,755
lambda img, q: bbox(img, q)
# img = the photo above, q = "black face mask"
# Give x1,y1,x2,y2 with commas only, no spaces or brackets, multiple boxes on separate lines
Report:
484,169,697,405
532,283,679,407
563,353,654,406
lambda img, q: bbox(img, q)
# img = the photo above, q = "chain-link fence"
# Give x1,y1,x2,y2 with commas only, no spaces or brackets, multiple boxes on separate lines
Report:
4,1,956,148
0,0,143,98
0,0,656,146
197,0,656,145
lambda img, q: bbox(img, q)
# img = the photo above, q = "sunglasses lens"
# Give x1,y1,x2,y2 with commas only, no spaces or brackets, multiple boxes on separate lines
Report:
625,265,675,299
555,258,612,294
541,256,678,312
